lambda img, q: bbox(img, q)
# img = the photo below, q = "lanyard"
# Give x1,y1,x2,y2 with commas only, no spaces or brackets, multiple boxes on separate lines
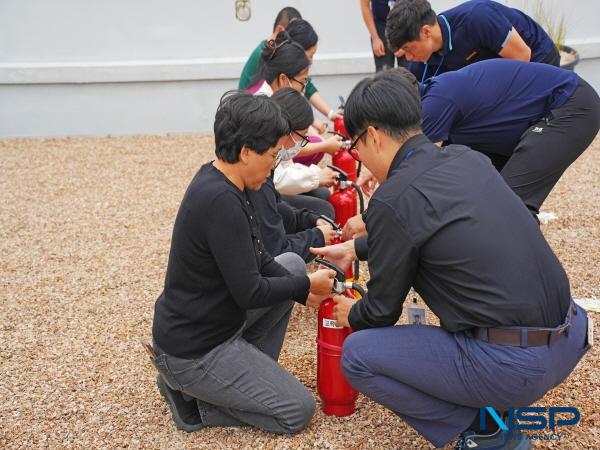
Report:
420,14,453,84
403,149,415,161
420,56,445,84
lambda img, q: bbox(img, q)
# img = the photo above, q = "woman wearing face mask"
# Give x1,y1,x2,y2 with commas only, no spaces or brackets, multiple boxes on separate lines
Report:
249,33,340,218
247,87,337,263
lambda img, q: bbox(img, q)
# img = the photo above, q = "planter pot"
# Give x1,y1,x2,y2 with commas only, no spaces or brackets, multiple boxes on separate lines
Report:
559,45,580,71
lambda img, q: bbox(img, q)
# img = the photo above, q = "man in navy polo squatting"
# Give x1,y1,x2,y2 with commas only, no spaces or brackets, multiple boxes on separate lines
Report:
386,0,560,82
311,70,592,450
401,59,599,219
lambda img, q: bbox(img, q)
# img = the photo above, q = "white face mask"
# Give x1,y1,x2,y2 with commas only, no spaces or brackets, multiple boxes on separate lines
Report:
278,135,303,162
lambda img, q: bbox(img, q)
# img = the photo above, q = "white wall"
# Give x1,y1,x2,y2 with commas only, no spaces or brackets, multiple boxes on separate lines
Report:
1,0,598,137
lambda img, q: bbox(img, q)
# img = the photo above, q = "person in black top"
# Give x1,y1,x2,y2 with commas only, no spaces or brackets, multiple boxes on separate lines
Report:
248,88,337,262
151,91,336,434
310,71,591,449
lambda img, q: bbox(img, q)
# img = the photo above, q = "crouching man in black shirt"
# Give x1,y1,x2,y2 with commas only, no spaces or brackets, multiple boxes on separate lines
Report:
311,71,592,449
151,91,336,434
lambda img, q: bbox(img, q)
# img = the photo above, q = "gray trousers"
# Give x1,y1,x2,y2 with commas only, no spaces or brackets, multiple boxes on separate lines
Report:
152,252,315,434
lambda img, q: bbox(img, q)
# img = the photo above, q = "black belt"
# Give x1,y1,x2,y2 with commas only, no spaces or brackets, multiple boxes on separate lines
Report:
472,303,575,348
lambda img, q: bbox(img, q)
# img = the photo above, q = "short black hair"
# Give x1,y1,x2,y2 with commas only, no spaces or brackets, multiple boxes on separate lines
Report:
386,0,437,52
285,19,319,50
214,91,290,163
390,67,419,93
273,6,302,31
271,87,314,131
258,31,309,84
344,70,422,141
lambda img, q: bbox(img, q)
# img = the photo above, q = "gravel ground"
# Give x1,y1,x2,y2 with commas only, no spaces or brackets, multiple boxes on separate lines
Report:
1,134,598,449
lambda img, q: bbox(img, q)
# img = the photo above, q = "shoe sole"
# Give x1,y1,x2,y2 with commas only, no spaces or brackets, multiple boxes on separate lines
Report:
156,376,205,432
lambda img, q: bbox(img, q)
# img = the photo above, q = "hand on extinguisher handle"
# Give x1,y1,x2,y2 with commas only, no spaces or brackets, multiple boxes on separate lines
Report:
308,269,337,296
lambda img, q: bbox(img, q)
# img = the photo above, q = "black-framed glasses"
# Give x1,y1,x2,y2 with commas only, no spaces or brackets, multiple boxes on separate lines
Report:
347,129,367,161
290,77,308,92
293,131,310,148
347,126,378,161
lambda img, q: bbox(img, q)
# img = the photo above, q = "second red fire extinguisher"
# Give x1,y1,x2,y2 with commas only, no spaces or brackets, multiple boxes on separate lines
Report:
314,257,366,417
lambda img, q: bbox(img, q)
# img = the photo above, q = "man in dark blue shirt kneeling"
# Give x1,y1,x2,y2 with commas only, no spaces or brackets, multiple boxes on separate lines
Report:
311,71,592,449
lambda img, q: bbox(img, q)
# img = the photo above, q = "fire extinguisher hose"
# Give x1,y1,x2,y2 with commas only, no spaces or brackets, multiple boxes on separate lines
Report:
350,182,366,282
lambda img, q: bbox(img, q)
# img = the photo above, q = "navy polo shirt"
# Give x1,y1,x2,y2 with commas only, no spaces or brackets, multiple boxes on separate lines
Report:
421,59,579,156
411,0,556,81
371,0,395,37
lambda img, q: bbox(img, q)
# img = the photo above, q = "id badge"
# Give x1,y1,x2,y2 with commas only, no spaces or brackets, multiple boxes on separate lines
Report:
407,297,426,325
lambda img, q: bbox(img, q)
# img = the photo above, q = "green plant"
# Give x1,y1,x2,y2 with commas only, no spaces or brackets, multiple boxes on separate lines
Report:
528,0,568,50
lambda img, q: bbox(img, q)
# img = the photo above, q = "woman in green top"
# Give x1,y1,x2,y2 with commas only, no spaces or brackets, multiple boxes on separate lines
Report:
239,19,342,134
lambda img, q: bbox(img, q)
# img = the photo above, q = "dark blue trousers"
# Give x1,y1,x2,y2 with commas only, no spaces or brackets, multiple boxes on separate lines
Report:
341,304,590,447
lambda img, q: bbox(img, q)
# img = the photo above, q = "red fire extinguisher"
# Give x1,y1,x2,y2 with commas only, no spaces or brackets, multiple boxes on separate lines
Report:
328,167,357,228
333,96,348,138
330,95,364,186
325,168,366,280
332,148,357,187
314,257,366,416
327,165,365,229
330,97,358,188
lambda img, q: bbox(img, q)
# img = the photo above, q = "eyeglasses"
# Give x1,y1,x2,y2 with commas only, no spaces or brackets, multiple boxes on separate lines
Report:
347,129,367,161
267,39,290,60
347,126,379,161
292,131,310,148
290,77,308,92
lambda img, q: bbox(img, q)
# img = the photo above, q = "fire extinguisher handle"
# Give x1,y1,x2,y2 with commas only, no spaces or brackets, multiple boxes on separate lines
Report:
314,258,346,282
318,214,341,232
327,164,348,181
327,130,346,139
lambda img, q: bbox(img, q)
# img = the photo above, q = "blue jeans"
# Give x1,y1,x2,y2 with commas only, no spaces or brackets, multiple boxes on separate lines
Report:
341,303,590,447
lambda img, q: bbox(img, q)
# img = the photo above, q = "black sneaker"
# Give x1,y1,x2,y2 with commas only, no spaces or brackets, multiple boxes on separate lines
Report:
455,428,531,450
156,376,205,432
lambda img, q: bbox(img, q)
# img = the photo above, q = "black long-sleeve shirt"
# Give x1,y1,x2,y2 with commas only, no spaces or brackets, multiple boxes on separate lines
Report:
153,163,310,359
247,177,324,262
350,134,570,332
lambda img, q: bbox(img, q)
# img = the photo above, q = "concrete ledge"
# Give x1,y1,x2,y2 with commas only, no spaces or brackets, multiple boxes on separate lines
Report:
3,37,596,85
0,52,375,85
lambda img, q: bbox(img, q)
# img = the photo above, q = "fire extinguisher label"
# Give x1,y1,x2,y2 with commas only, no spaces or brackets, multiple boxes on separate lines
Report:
323,318,343,329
